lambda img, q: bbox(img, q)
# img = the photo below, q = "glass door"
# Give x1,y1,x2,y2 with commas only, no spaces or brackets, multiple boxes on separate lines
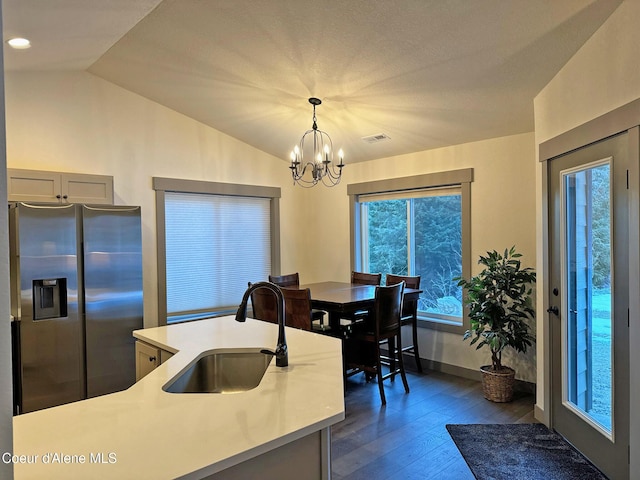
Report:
548,133,629,479
562,161,612,431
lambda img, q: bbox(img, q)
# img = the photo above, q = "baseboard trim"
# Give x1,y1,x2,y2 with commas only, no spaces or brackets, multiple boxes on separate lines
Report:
534,405,549,426
407,355,537,395
378,349,537,395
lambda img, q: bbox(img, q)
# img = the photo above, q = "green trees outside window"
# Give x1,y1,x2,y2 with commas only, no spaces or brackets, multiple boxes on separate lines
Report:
362,192,463,322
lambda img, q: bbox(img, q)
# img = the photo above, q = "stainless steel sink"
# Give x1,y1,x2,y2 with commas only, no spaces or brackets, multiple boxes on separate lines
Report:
163,348,273,394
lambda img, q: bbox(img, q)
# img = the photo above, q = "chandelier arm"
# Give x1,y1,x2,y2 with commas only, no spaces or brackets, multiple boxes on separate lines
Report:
320,174,341,187
322,167,342,183
326,161,344,176
291,166,319,187
290,161,309,179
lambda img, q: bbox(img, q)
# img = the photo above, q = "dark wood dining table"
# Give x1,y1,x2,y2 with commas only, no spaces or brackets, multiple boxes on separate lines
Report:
299,281,422,335
299,281,422,380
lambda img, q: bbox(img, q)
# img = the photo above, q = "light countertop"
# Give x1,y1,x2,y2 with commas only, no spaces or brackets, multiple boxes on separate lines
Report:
12,316,345,479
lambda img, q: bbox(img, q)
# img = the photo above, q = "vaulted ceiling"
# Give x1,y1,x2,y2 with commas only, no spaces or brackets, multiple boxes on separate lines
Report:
2,0,622,163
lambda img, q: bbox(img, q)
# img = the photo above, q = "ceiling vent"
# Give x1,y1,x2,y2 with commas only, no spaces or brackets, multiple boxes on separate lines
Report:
362,133,391,144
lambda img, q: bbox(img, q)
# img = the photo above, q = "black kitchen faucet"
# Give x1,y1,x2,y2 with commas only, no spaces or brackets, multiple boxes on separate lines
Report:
235,282,288,367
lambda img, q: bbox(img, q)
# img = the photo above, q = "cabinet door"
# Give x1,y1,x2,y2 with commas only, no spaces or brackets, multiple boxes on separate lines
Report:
160,349,174,364
62,173,114,205
7,169,114,204
7,169,62,203
135,341,161,381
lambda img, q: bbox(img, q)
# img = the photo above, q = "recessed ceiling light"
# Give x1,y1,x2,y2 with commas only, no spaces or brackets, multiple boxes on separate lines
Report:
7,37,31,49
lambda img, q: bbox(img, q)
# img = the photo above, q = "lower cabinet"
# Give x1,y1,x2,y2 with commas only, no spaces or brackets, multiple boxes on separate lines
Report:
202,428,330,480
135,340,173,381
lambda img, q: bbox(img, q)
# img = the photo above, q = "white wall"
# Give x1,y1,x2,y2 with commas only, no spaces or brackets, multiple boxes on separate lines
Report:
5,71,307,328
534,0,640,475
534,1,640,145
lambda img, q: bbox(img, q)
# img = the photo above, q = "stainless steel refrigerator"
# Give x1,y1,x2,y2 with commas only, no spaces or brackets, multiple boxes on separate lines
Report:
9,202,143,414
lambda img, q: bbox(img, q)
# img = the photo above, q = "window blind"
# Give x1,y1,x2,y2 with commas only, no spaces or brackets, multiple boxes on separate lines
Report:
164,192,271,317
358,185,461,203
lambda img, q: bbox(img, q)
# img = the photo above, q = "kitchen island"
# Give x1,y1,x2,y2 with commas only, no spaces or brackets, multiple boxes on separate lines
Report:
12,316,345,479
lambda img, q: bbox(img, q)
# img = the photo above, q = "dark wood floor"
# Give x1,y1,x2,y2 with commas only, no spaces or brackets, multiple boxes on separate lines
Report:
331,368,536,480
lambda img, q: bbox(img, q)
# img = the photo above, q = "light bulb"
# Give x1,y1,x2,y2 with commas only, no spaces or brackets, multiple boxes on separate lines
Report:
7,37,31,49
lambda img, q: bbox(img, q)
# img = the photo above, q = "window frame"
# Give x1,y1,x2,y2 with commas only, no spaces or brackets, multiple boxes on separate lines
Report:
153,177,281,326
348,168,473,334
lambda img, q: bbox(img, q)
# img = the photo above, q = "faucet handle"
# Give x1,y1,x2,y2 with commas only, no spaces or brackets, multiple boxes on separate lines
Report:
274,343,288,367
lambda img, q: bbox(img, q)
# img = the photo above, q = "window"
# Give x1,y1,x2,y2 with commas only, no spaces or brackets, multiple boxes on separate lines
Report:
348,169,472,332
154,178,281,325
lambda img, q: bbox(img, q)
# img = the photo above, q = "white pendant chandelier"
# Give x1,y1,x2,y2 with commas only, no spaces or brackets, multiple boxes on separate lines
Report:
289,97,344,187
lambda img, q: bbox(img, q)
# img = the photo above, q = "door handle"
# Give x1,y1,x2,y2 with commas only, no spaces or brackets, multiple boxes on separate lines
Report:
547,306,559,316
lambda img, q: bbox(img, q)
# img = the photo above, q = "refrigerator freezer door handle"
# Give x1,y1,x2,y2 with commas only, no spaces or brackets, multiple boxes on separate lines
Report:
83,205,140,213
11,318,23,415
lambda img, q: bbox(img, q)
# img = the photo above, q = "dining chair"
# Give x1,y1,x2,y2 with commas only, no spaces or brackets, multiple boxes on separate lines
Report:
386,274,422,372
269,272,327,329
347,281,409,404
250,284,278,324
268,273,299,287
341,271,382,325
281,287,313,331
351,271,382,286
250,282,313,331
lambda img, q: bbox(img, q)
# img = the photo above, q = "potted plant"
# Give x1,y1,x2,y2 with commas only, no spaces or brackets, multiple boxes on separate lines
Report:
455,246,536,402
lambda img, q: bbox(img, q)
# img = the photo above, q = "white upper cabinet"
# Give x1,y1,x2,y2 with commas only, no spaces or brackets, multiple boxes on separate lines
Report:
7,168,114,204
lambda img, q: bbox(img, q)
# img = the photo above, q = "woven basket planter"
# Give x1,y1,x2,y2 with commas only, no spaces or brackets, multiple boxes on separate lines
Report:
480,365,515,402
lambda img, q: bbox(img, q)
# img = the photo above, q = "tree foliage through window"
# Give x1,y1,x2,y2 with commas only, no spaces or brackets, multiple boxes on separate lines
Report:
363,192,463,321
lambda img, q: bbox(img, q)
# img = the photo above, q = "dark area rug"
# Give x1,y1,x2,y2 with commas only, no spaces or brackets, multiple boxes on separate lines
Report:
446,423,608,480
